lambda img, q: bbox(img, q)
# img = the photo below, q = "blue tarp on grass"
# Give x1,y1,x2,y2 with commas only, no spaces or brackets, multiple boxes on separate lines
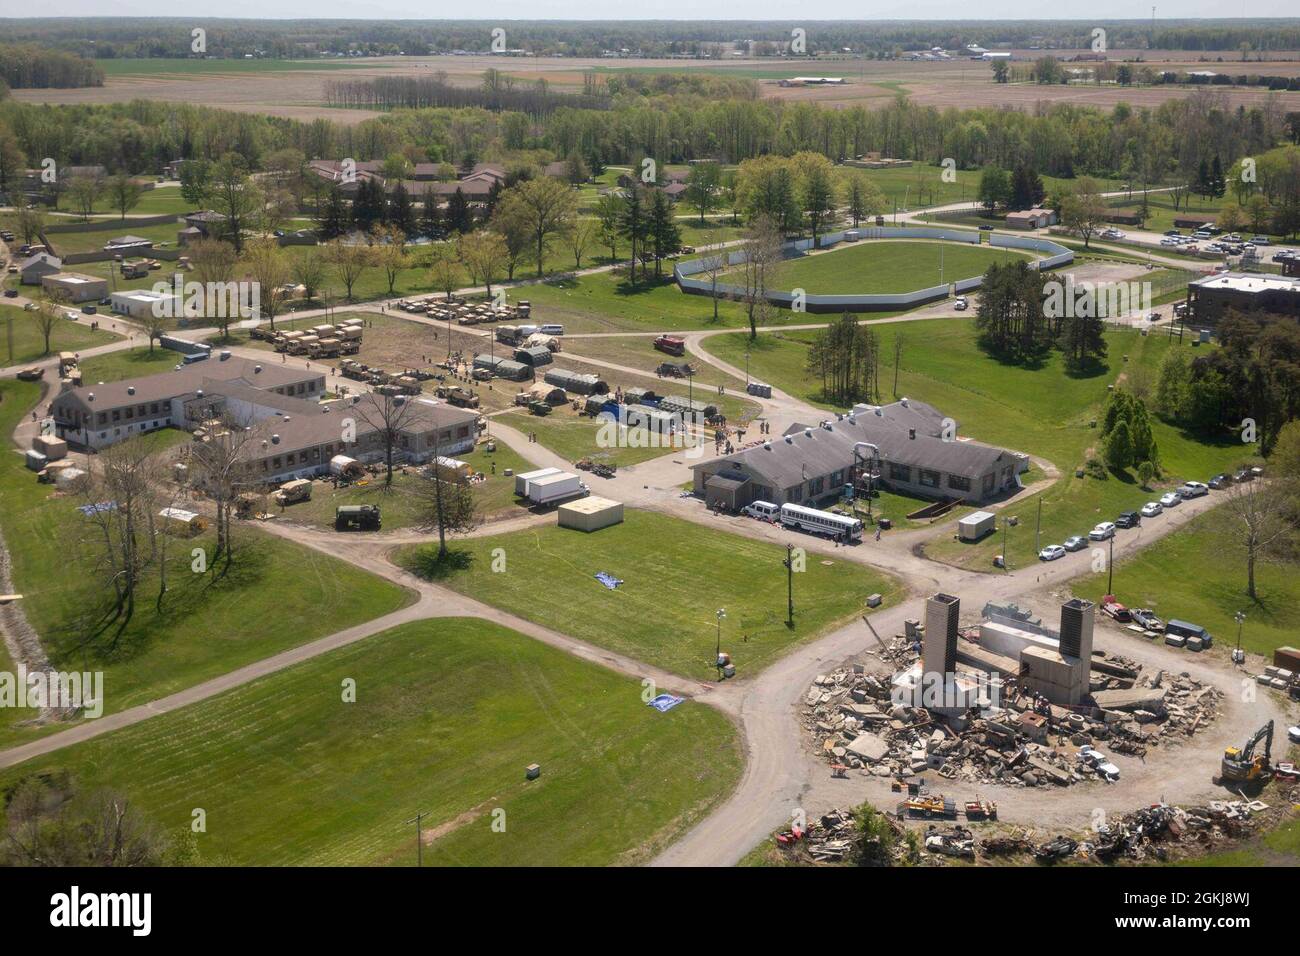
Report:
594,571,623,590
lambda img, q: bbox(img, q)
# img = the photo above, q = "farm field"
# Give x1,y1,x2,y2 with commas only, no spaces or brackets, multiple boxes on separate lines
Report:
0,618,743,866
397,509,903,680
1069,509,1300,659
1,306,120,367
704,319,1253,571
0,378,412,749
278,439,535,532
736,239,1034,295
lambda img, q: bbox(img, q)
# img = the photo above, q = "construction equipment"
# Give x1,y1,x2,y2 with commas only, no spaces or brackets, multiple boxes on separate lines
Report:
1220,721,1274,785
901,795,957,819
964,798,998,821
273,478,312,506
335,504,381,532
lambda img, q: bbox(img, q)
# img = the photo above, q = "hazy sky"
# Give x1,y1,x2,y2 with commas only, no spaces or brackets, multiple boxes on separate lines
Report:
20,3,1300,22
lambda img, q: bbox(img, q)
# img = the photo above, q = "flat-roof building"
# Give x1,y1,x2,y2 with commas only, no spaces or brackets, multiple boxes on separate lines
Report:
1187,272,1300,326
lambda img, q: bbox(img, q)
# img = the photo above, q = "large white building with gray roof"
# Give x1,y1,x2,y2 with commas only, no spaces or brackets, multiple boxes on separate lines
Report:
691,398,1028,510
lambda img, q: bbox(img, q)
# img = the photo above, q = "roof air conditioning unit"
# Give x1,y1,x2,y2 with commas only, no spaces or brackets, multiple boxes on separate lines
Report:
271,434,280,444
127,386,135,395
804,428,813,438
784,435,793,444
254,365,262,373
763,441,772,450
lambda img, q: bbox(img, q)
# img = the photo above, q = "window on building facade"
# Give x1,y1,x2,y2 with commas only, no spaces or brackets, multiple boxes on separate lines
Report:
947,474,971,492
890,462,911,482
919,469,940,488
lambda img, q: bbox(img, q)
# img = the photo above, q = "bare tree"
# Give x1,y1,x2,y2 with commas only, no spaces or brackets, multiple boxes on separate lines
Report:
410,432,482,559
73,436,163,644
187,238,239,338
351,393,418,486
696,229,729,322
106,173,143,221
33,290,67,356
65,175,103,221
567,217,598,270
1217,479,1294,601
373,225,410,296
187,407,262,568
291,246,327,303
739,215,783,341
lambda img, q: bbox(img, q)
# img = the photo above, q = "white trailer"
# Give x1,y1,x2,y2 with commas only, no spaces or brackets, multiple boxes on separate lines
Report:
525,472,588,506
515,466,562,497
958,510,997,542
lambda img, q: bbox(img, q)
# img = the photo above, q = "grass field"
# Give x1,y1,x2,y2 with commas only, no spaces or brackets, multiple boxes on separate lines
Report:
397,509,902,680
78,345,186,382
1070,509,1300,658
43,222,182,256
1,306,119,366
0,617,743,866
279,440,534,532
0,378,411,749
740,239,1032,295
705,319,1253,571
96,58,377,76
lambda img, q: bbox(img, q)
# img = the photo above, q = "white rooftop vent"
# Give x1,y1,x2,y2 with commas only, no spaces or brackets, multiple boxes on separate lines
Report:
219,350,231,361
784,435,793,444
804,428,813,438
874,407,883,416
126,386,135,395
847,414,855,424
763,440,772,450
253,365,262,373
900,397,909,406
87,392,94,402
271,434,280,444
196,389,204,398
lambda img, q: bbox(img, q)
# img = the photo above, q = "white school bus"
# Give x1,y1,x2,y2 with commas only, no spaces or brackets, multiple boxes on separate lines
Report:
779,503,863,541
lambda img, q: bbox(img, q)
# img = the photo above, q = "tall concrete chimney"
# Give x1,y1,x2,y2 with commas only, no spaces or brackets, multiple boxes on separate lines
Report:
1059,598,1095,662
923,593,961,676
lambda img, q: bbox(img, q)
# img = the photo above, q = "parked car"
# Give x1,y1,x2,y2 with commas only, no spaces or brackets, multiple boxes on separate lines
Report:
1159,492,1181,507
1233,468,1255,482
1089,522,1116,540
1140,501,1163,517
1131,608,1164,631
1063,535,1087,552
978,224,994,231
2,289,16,298
1078,746,1120,781
1163,229,1182,237
1038,544,1067,562
1208,473,1232,489
1179,480,1209,498
1251,236,1271,245
1115,511,1141,529
1101,595,1131,622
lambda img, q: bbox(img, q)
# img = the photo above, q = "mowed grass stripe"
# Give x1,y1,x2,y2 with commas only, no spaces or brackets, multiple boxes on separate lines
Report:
0,619,742,866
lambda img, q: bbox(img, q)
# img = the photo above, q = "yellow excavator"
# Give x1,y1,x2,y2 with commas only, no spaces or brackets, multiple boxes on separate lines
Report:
1220,721,1274,785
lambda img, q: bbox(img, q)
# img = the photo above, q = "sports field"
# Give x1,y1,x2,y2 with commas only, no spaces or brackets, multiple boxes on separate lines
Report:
732,239,1034,296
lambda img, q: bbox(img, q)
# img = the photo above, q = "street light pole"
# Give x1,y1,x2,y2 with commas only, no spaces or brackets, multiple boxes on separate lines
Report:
715,607,726,678
1035,497,1042,554
1233,610,1246,665
783,543,795,625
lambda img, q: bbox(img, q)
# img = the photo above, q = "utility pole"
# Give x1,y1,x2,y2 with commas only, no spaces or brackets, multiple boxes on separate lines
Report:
1034,497,1042,554
783,543,795,625
1106,533,1115,595
715,607,726,678
1233,610,1246,665
1001,517,1011,572
403,810,428,867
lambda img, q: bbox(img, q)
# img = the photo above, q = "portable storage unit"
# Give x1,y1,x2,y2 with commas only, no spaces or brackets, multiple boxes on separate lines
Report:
525,472,586,505
33,435,68,460
431,456,471,483
557,496,624,532
494,360,533,382
160,507,205,536
330,455,364,478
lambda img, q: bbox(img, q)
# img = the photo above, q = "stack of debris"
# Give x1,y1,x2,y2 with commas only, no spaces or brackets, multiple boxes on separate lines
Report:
773,807,912,865
923,824,975,859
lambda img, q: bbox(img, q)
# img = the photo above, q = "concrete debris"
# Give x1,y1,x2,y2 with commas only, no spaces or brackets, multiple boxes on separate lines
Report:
803,643,1222,788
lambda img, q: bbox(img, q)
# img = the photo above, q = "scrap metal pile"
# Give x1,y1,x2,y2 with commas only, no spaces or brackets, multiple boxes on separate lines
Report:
772,808,913,865
803,658,1222,788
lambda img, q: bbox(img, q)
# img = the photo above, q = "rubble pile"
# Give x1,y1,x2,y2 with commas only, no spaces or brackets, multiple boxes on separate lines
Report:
772,807,914,865
803,658,1224,787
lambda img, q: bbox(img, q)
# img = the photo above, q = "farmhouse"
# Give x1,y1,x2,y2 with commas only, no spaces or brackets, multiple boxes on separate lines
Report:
690,398,1027,510
1186,272,1300,325
18,253,62,285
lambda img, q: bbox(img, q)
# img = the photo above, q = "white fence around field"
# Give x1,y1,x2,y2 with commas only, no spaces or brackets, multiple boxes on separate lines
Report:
674,228,1073,313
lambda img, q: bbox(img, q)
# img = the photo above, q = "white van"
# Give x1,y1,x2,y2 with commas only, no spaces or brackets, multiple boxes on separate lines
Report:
743,500,779,521
538,323,565,336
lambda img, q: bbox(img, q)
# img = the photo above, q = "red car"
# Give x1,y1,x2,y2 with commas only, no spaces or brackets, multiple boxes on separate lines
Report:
1100,595,1132,623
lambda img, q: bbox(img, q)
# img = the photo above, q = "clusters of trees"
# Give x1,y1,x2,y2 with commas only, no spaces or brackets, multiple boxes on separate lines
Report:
2,72,1290,195
12,18,1300,61
0,43,102,89
976,162,1046,213
733,152,885,245
806,312,881,405
325,72,610,113
1099,389,1160,482
974,260,1107,371
1154,311,1300,454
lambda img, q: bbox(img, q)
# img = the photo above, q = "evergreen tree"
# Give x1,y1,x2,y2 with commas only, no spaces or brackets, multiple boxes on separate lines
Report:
445,187,472,233
420,187,441,238
389,181,416,236
314,184,350,240
647,189,682,277
619,186,650,284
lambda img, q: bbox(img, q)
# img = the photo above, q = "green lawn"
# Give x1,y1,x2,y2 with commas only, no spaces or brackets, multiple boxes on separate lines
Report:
0,378,411,749
397,509,903,680
78,345,186,382
733,239,1032,296
497,408,692,470
707,319,1252,571
522,271,758,334
1070,509,1300,658
0,618,742,866
280,440,535,532
2,306,120,366
43,222,182,256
